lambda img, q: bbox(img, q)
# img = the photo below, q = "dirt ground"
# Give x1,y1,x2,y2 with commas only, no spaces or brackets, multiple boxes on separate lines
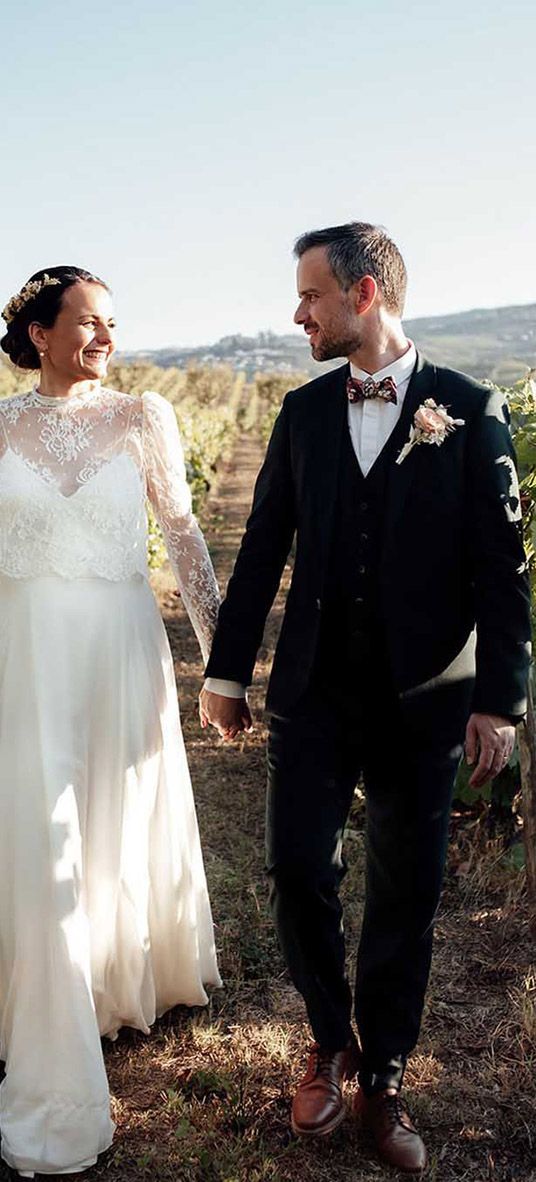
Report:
2,429,535,1182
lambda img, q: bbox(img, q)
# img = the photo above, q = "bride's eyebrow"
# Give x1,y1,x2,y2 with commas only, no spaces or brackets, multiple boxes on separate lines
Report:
77,312,115,321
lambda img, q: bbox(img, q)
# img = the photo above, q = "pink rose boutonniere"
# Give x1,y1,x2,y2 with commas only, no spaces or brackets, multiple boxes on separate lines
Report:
396,398,465,465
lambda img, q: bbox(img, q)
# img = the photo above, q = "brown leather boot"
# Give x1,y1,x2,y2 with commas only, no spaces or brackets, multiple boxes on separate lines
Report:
291,1040,360,1137
354,1087,427,1174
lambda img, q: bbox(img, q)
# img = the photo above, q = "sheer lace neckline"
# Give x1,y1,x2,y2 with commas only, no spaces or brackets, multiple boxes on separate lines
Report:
30,384,102,410
0,387,220,658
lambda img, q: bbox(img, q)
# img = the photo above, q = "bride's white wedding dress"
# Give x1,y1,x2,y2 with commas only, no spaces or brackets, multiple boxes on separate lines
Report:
0,385,222,1176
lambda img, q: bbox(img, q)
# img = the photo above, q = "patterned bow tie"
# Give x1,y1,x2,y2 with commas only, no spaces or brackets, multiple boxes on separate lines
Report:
346,375,397,405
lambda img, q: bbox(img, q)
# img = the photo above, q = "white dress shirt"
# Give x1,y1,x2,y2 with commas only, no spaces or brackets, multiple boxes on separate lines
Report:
348,340,416,476
205,341,417,699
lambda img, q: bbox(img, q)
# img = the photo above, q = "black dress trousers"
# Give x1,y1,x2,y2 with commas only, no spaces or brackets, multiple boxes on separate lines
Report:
265,628,474,1094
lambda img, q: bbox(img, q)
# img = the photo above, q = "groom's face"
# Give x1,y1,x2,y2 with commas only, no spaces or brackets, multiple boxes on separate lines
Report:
294,246,362,361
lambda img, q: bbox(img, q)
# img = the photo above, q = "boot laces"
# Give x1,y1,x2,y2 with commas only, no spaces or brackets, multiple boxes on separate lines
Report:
381,1091,410,1128
310,1043,338,1079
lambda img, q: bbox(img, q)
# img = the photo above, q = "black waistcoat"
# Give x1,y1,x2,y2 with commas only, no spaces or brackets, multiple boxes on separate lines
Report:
314,418,403,688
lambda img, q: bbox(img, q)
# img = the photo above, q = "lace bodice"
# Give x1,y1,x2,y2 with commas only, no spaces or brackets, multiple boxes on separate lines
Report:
0,385,220,662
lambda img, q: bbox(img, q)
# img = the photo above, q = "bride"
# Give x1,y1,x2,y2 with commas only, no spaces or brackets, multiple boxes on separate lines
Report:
0,266,222,1176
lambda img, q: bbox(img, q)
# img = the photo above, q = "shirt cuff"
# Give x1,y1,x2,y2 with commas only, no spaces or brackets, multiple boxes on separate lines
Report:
204,677,247,699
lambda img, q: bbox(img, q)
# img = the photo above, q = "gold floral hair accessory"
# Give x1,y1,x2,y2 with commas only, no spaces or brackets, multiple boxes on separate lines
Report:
2,274,62,325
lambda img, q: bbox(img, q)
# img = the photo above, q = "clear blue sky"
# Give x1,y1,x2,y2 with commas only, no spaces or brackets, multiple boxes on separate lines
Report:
2,0,535,349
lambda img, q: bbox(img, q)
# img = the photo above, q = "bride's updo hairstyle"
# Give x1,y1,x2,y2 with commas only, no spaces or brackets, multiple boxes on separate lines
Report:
1,266,110,371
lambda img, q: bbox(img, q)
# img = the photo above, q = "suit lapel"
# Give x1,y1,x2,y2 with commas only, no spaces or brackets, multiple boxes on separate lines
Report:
309,365,348,574
305,355,437,570
384,353,437,537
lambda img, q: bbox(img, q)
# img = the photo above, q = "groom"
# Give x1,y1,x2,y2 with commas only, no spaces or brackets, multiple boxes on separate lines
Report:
200,223,531,1172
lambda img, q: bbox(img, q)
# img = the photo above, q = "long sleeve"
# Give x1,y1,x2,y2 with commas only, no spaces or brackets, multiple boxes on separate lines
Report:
205,394,296,685
466,387,531,720
142,390,220,664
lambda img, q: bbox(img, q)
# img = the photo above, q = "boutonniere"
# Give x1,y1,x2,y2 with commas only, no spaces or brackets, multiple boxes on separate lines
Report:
396,399,465,464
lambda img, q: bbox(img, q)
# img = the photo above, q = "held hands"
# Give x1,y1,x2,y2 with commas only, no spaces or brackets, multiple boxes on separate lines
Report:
465,712,516,789
199,688,253,742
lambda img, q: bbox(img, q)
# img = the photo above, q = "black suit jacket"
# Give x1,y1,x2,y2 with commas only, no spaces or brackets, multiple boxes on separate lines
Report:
206,355,531,719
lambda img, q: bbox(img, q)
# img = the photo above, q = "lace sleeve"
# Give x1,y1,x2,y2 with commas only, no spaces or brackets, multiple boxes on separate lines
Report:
142,390,220,663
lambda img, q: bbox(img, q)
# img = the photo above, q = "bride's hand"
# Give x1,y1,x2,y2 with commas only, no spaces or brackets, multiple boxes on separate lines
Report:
199,688,253,741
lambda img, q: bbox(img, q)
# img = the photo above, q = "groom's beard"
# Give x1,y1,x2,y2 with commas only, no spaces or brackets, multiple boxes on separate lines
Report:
309,327,363,361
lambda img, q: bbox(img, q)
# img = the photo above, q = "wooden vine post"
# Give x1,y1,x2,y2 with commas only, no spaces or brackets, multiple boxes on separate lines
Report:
505,371,536,931
519,679,536,932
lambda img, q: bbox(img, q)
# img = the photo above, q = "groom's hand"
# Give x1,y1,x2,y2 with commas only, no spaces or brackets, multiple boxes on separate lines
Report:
199,688,253,742
465,712,516,789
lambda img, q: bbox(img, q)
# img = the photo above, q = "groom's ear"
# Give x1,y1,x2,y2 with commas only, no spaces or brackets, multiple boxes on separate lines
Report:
352,274,377,316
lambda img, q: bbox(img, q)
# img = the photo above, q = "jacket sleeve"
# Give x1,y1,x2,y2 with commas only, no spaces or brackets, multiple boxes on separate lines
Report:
467,386,531,720
205,395,296,685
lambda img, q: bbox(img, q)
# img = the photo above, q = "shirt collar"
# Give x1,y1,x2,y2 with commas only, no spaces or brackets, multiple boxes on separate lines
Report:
350,339,416,386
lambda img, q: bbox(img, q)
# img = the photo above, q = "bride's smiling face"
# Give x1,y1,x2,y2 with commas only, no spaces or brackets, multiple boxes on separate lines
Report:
31,281,117,381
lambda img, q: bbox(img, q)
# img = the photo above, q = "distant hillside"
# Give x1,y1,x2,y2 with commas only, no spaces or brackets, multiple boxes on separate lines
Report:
404,303,535,384
120,302,536,384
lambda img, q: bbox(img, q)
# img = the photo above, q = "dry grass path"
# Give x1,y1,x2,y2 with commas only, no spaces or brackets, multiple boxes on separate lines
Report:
3,428,533,1182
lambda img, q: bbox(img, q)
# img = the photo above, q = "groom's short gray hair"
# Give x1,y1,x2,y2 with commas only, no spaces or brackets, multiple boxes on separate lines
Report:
293,222,407,315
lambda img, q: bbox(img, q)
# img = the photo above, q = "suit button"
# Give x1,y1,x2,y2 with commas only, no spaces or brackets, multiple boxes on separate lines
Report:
360,532,369,543
354,596,364,605
315,597,322,610
358,565,366,575
360,501,368,511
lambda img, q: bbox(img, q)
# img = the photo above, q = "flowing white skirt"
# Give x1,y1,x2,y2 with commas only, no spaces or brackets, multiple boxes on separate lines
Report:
0,573,221,1176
